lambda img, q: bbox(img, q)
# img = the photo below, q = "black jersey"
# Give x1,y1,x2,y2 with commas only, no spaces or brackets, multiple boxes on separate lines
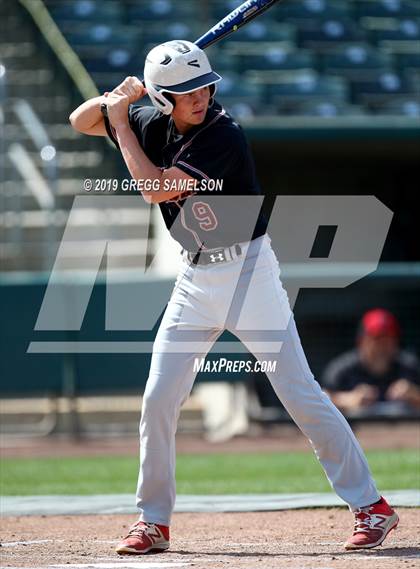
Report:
105,102,267,251
322,349,420,400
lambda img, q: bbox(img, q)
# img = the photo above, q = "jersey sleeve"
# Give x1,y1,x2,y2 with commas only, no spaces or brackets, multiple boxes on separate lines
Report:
103,104,151,150
398,351,420,385
321,352,359,391
174,125,245,182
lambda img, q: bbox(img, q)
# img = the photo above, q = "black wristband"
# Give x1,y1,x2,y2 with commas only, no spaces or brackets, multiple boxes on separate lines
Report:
100,102,108,118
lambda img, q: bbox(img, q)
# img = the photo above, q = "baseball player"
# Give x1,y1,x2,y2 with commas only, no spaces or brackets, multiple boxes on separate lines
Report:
69,40,399,555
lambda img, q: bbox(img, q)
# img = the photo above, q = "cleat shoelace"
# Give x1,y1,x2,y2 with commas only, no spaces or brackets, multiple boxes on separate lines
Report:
125,522,150,540
353,507,374,534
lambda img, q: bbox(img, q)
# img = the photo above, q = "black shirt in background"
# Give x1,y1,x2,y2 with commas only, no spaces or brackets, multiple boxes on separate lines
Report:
322,349,420,400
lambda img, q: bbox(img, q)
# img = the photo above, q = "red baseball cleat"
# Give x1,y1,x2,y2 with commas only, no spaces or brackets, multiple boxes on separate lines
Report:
345,496,399,550
116,520,170,555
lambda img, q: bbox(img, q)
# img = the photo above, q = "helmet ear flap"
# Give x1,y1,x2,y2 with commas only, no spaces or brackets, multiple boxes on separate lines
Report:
163,92,175,108
144,78,174,114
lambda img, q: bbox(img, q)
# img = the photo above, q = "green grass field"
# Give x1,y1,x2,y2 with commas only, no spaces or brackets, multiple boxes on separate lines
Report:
1,449,418,496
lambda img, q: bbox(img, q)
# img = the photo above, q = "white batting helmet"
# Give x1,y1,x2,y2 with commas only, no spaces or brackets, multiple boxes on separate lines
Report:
144,40,222,115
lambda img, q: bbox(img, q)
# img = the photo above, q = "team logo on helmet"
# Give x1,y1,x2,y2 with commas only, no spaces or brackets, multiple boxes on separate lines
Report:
160,54,172,66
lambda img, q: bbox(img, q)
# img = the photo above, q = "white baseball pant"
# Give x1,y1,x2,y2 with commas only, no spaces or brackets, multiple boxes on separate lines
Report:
136,235,380,525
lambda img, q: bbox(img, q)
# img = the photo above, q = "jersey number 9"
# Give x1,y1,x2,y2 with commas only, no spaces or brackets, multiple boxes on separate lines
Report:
192,202,218,231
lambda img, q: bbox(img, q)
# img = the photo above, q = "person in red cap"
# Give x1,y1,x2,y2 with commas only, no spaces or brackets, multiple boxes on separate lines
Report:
323,309,420,412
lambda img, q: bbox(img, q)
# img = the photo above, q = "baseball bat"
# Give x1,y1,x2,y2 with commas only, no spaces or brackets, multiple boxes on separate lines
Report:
195,0,282,49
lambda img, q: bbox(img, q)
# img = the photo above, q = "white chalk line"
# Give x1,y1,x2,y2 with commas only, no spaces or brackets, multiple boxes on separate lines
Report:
0,539,118,548
3,539,408,548
1,539,124,547
2,563,191,569
343,553,420,560
0,539,341,549
0,539,63,547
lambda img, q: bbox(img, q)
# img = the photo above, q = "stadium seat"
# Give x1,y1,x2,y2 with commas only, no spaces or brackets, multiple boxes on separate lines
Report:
264,71,348,105
354,0,420,19
394,50,420,71
215,72,263,114
90,71,130,93
274,0,351,22
140,22,200,48
322,44,394,78
47,0,123,24
233,46,316,73
222,101,260,121
211,0,259,21
228,21,296,43
371,97,420,115
349,71,417,105
206,48,239,73
126,0,196,22
81,48,140,75
63,25,141,48
361,17,420,44
405,68,420,92
217,71,263,99
276,99,367,117
297,18,367,49
379,41,420,82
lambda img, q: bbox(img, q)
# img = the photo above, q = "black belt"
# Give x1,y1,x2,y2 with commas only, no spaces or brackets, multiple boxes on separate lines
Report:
184,244,242,265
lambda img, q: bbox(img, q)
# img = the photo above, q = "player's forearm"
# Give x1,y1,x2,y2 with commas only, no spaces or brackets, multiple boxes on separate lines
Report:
327,390,362,411
389,380,420,407
114,124,163,201
114,124,186,204
327,391,347,409
406,391,420,407
69,96,107,133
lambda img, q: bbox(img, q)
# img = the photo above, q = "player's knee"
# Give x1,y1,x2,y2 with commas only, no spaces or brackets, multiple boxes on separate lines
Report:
142,388,169,416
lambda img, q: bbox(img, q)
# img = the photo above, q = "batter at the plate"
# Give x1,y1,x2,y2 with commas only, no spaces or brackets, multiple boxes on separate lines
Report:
69,40,399,555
